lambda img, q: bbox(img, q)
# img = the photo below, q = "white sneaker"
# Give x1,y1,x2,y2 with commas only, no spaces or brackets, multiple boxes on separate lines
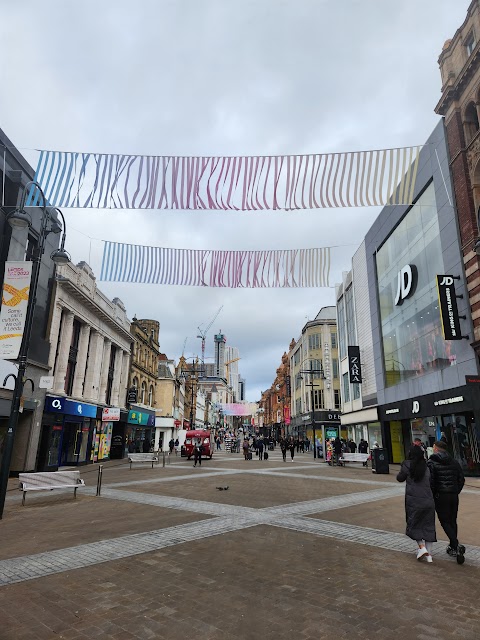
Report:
417,547,429,561
425,555,433,563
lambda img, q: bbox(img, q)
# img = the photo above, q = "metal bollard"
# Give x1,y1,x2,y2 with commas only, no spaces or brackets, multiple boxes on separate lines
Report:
163,451,166,467
96,464,103,496
167,452,170,465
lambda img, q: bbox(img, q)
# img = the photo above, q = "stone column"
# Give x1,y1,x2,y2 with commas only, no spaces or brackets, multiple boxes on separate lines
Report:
48,304,63,372
110,347,123,406
84,331,104,403
71,324,91,399
98,339,112,403
53,311,74,394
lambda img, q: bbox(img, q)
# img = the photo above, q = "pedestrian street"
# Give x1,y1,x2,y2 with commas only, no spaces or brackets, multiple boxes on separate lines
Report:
1,450,479,640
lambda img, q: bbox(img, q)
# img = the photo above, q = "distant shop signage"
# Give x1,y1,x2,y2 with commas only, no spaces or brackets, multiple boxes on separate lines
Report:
385,408,399,415
128,410,155,426
466,375,480,385
347,346,362,383
45,396,97,418
127,386,138,404
102,407,120,421
394,264,417,305
436,275,462,340
434,396,464,406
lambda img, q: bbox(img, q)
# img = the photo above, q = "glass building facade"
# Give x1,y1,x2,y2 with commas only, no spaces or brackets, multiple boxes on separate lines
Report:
376,183,460,388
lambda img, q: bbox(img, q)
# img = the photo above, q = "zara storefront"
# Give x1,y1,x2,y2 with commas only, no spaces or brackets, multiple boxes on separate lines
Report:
365,121,480,475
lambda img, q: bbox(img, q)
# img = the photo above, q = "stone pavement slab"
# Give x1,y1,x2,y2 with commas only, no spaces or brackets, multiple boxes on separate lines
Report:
1,526,479,640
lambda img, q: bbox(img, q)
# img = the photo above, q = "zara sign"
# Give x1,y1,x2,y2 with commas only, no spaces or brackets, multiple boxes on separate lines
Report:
394,264,417,306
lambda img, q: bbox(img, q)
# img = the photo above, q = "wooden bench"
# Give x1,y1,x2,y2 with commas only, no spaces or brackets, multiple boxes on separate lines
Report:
18,470,85,506
128,453,158,469
338,453,369,467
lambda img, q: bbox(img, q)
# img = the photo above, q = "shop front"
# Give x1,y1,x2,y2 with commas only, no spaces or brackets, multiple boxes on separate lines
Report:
39,396,98,470
126,406,156,453
378,384,480,474
340,407,383,451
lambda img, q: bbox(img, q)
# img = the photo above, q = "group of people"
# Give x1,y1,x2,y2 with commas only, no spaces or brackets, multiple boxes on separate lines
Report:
397,438,465,564
325,436,371,465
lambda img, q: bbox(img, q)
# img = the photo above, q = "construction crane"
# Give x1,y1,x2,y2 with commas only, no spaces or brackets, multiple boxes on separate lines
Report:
197,305,223,365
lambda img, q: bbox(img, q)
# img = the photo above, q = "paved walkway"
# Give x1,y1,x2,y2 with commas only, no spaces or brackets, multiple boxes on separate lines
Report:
1,449,479,639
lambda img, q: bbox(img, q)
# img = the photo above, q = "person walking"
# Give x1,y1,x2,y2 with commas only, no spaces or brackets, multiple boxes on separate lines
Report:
174,438,179,455
257,438,264,461
288,437,295,462
428,440,466,564
280,438,287,462
169,438,175,454
193,442,203,467
243,438,250,461
333,436,343,465
397,445,436,562
358,438,368,467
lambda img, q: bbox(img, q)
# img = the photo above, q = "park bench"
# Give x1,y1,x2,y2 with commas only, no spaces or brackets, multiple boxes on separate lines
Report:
128,452,158,469
18,470,85,506
338,452,369,467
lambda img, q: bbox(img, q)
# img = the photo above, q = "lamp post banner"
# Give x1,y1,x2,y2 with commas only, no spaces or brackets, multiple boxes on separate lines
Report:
0,262,32,359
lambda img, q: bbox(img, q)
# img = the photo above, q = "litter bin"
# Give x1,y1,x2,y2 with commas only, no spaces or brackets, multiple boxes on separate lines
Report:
371,448,389,474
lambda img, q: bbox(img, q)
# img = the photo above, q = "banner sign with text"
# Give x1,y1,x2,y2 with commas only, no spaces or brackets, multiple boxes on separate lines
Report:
347,345,362,383
436,275,462,340
0,262,32,359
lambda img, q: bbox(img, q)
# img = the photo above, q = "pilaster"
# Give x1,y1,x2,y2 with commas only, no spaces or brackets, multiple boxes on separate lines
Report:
53,311,74,394
71,324,91,399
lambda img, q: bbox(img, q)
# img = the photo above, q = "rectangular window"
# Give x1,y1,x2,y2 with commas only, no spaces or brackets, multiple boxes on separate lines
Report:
334,389,341,409
342,373,350,403
466,32,476,56
331,332,337,349
345,285,356,347
353,383,360,400
332,358,339,379
295,372,302,390
310,359,323,377
338,297,346,359
313,389,324,409
308,333,321,350
25,234,38,261
293,350,301,366
295,398,302,415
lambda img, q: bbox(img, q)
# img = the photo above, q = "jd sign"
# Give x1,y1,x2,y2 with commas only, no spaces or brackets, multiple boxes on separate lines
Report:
394,264,417,306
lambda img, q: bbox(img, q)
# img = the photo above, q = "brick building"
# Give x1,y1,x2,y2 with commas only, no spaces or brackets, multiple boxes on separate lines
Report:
435,0,480,357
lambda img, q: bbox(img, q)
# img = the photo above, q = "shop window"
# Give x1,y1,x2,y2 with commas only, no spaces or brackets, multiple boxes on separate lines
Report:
464,101,479,144
334,389,341,409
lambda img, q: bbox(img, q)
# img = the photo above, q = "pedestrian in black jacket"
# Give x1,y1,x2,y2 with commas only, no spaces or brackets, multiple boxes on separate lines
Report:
428,440,466,564
397,445,436,562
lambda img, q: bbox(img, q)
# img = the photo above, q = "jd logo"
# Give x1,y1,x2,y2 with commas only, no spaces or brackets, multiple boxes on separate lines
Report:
395,264,417,306
412,401,420,414
440,276,454,286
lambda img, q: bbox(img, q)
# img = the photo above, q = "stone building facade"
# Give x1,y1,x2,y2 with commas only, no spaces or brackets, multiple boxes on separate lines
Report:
435,0,480,356
40,261,131,469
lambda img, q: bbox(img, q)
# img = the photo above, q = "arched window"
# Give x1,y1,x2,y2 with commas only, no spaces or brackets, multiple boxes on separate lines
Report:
133,377,139,391
464,101,479,144
141,381,147,404
149,385,154,406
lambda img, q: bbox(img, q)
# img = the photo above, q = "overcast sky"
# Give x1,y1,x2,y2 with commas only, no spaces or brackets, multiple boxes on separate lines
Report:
0,0,469,401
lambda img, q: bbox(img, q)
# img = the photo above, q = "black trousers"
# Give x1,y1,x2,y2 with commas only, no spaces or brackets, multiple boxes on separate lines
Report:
435,493,459,549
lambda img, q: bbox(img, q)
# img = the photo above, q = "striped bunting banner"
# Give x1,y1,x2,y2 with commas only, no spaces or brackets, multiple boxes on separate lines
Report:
100,242,331,288
25,146,422,210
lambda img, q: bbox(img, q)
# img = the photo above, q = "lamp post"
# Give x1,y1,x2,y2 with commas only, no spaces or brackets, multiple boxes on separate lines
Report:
0,181,70,519
180,358,204,430
299,360,325,460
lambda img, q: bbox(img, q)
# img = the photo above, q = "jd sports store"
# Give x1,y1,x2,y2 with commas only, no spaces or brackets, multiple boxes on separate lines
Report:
378,385,480,475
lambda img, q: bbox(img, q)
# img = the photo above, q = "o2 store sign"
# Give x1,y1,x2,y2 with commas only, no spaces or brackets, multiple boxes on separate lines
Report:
45,395,97,418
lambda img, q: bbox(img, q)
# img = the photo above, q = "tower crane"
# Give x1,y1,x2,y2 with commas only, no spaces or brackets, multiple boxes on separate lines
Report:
225,357,241,387
197,305,223,365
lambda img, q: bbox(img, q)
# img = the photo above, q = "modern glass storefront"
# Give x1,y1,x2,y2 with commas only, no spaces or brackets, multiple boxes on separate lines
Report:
376,183,460,387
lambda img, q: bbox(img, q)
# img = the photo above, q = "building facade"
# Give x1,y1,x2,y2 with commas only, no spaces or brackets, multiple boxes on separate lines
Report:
127,318,160,452
0,128,62,474
435,0,480,360
259,351,291,440
289,307,341,444
41,261,131,469
363,121,480,474
336,242,382,448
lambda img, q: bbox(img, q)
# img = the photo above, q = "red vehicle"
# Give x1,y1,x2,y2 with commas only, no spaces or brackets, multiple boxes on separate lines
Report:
184,429,214,460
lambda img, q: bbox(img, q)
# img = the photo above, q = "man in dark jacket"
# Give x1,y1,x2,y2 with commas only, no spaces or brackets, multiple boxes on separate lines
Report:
428,440,465,564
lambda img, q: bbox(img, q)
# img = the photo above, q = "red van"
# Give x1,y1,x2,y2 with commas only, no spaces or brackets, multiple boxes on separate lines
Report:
184,429,214,460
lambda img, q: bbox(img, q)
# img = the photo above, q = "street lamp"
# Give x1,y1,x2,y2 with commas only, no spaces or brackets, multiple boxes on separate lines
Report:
299,360,325,459
0,181,70,519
